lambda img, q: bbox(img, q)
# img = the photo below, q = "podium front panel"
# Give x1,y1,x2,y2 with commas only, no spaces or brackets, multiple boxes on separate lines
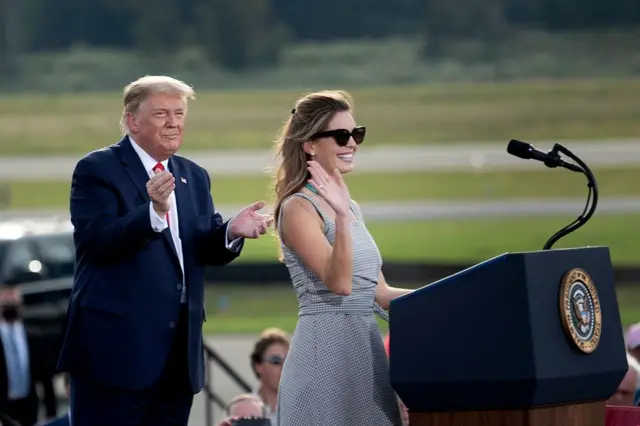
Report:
389,247,627,412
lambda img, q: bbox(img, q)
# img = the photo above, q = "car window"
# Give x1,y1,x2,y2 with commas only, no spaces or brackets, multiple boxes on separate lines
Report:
2,239,38,279
35,234,75,263
0,241,10,264
33,234,75,278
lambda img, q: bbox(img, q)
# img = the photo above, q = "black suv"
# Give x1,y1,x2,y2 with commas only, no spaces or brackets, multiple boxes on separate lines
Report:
0,223,74,335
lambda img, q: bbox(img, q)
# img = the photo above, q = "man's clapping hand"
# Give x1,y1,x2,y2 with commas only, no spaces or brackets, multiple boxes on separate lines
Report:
146,168,175,216
228,201,274,240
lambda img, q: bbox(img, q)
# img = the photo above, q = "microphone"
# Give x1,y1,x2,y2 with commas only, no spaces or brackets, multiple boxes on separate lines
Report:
505,139,599,250
507,139,582,173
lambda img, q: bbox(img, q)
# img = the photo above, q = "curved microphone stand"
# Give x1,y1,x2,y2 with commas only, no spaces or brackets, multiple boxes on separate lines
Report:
542,143,598,250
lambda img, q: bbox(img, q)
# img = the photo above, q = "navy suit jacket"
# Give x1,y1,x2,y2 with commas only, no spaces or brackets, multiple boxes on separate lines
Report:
42,413,70,426
57,136,242,392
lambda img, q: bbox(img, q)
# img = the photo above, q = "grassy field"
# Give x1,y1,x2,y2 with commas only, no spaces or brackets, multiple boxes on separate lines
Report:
2,166,640,209
202,283,640,334
239,214,640,263
1,79,640,155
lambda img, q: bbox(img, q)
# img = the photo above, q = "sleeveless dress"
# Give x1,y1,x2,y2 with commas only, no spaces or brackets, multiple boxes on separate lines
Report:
276,193,402,426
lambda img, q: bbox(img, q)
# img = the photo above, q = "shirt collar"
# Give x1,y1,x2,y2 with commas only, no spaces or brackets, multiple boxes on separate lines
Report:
128,136,168,174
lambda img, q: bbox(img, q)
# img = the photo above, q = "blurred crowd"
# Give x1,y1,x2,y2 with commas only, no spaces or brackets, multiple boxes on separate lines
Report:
216,328,409,426
612,323,640,407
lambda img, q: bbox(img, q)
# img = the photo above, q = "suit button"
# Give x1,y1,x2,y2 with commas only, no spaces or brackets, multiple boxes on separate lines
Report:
177,284,182,290
169,321,176,328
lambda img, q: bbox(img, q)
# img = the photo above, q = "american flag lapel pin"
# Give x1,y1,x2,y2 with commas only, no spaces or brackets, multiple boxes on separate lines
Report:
180,177,187,184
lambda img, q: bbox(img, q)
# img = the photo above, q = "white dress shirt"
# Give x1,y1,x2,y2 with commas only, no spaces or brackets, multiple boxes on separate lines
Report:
129,137,242,304
0,321,30,400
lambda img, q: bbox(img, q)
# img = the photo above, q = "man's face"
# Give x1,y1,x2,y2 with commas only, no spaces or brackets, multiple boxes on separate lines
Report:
0,287,22,323
228,399,263,418
128,92,186,161
255,342,288,392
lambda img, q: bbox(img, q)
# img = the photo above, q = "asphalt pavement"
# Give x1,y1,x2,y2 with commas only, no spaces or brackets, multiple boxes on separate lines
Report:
1,138,639,180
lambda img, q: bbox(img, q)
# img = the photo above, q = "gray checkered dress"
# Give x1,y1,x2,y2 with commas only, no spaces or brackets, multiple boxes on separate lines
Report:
276,193,402,426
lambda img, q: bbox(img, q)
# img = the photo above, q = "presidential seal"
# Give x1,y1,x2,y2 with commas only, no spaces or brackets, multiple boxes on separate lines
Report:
559,268,602,353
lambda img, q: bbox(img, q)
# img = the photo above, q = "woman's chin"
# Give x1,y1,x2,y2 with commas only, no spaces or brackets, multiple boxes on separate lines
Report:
337,162,355,175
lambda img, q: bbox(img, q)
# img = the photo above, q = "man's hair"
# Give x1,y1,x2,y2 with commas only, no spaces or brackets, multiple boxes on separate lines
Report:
250,328,290,378
225,393,266,417
119,75,196,135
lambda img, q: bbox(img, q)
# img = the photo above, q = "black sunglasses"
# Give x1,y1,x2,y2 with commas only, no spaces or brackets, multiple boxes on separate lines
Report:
311,126,366,146
263,354,285,365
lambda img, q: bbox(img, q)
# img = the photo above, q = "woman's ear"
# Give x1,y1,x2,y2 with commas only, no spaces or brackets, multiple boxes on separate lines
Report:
303,141,315,157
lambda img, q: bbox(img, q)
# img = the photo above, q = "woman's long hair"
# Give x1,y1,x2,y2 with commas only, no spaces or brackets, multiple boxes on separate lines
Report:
272,90,354,261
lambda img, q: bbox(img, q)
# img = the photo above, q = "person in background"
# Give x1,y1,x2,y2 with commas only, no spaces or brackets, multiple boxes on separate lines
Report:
607,353,639,406
384,333,390,355
272,90,412,425
249,328,289,423
41,375,70,426
0,286,57,426
217,394,268,426
626,323,640,363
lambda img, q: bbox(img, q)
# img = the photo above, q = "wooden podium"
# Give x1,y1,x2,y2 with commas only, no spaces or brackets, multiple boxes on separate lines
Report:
388,247,628,426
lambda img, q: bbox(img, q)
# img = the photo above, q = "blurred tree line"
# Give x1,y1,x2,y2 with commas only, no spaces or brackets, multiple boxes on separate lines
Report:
0,0,638,76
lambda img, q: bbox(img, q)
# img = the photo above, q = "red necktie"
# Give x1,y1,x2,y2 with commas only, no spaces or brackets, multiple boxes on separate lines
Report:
152,162,170,228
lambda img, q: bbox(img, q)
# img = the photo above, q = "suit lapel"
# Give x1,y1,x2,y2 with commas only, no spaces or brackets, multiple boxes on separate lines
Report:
116,136,151,203
116,137,182,276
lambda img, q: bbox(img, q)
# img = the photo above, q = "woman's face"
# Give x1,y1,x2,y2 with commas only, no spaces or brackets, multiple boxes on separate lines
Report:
255,342,288,392
306,111,363,176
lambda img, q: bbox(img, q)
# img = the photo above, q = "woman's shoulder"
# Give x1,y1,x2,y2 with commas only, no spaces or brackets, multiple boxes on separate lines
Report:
281,193,318,216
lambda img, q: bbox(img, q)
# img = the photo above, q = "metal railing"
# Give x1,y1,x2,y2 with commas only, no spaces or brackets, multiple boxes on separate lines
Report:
203,341,252,424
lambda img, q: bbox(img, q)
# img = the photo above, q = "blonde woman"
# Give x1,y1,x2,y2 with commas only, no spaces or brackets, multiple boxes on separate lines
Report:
272,90,412,425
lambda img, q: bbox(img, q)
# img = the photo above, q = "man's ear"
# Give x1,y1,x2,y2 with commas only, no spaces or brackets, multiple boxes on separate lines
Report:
127,112,138,133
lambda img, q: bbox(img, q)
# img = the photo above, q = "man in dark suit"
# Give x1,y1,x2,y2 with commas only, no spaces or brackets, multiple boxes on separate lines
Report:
0,286,57,426
56,75,271,426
